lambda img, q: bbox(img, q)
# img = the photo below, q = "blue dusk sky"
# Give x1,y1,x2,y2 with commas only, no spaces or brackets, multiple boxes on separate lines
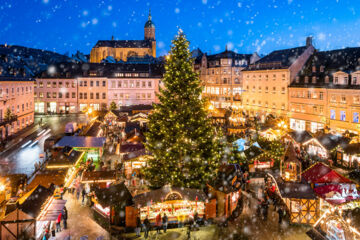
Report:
0,0,359,56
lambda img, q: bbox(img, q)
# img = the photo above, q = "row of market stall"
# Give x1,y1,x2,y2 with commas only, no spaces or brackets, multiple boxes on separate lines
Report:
267,142,360,240
259,126,360,169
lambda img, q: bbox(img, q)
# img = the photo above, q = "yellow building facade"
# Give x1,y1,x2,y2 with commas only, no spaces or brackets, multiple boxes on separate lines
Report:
90,11,156,63
242,38,314,122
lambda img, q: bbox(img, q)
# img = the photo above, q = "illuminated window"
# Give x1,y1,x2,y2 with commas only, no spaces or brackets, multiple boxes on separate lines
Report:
340,111,346,121
330,110,335,120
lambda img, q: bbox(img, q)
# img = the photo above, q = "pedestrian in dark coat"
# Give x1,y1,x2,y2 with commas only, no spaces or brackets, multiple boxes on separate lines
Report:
81,188,86,204
162,213,168,233
143,216,151,239
62,207,68,229
135,216,141,237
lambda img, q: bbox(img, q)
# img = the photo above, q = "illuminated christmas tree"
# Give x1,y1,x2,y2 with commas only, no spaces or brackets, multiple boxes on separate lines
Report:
144,30,224,189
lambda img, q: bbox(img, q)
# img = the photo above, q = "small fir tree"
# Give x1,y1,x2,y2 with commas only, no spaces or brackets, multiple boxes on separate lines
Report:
109,101,117,111
143,30,225,189
4,108,13,121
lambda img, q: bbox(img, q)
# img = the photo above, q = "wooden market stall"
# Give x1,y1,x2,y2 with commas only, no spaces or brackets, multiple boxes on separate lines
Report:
335,143,360,168
81,170,118,188
302,134,349,160
0,184,54,240
207,164,242,219
268,143,320,224
104,110,128,128
242,145,274,171
91,182,133,229
55,136,106,163
127,186,207,227
285,130,314,147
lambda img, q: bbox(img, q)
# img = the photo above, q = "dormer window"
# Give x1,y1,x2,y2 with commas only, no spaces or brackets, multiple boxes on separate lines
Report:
312,76,316,84
353,76,357,85
295,76,300,83
325,76,329,83
320,66,325,72
312,66,316,73
344,76,348,84
335,77,338,84
305,76,309,83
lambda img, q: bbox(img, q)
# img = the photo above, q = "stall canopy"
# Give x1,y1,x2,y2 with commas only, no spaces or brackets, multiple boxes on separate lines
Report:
302,162,352,184
133,185,207,208
46,148,83,168
37,197,67,221
27,170,67,190
233,138,247,151
276,177,317,199
5,185,53,219
81,170,117,183
287,130,313,144
315,134,349,151
83,121,102,137
93,182,133,209
55,136,106,148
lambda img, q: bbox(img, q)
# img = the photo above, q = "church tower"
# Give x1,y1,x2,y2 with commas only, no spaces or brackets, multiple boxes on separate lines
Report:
144,9,155,41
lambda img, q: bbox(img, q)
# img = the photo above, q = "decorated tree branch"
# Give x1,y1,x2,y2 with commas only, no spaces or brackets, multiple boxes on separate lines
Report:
143,30,225,189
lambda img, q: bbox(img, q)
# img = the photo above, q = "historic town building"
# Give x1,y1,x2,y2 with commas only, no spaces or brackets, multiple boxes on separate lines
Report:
89,11,156,63
35,62,163,114
194,48,259,108
0,76,35,139
289,47,360,134
242,37,314,122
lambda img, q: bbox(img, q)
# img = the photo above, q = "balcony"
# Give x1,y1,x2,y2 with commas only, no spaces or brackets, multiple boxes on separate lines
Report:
0,115,18,127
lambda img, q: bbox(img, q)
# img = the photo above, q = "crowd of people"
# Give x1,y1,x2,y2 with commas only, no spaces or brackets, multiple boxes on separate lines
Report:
42,207,68,240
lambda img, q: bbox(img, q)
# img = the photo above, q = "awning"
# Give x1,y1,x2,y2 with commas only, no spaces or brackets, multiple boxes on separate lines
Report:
37,197,67,221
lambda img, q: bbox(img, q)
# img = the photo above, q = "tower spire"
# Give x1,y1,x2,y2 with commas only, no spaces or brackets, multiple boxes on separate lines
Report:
148,8,152,21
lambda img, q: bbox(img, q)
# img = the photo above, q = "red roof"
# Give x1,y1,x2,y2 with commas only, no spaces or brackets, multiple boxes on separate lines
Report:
302,162,352,184
314,170,352,184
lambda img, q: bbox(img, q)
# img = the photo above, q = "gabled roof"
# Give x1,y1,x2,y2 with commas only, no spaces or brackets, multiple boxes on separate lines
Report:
283,142,301,164
342,143,360,155
55,136,106,148
120,143,145,153
245,46,308,70
16,185,52,218
276,177,317,199
209,164,242,194
81,170,117,182
292,47,360,88
302,162,352,184
243,145,264,160
287,130,313,144
46,149,83,167
304,134,350,150
94,40,153,48
93,182,133,208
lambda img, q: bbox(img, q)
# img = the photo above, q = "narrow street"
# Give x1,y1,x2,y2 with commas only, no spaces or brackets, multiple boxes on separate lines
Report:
0,114,87,176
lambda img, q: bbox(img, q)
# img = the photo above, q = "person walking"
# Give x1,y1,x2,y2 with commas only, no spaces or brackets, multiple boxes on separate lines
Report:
62,206,68,229
135,216,141,237
155,213,162,234
56,212,62,232
81,187,86,205
277,205,285,231
162,213,168,233
143,216,150,239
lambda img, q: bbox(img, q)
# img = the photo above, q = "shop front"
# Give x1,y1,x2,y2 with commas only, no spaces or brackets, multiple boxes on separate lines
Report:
35,102,45,113
127,186,207,226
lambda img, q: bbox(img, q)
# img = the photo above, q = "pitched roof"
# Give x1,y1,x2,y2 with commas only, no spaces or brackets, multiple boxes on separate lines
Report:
55,136,106,148
276,176,317,199
283,142,301,163
291,47,360,88
47,149,83,167
342,143,360,155
243,145,264,160
37,62,164,78
309,134,350,150
16,185,52,218
287,130,313,144
93,182,133,208
209,164,242,194
81,170,117,182
245,46,308,70
94,40,153,48
302,162,352,184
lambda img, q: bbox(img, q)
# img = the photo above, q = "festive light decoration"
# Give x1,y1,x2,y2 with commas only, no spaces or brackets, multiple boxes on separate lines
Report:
143,30,226,189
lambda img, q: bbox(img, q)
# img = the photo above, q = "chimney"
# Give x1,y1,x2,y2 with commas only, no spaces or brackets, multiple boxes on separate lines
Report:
306,36,312,47
111,35,114,41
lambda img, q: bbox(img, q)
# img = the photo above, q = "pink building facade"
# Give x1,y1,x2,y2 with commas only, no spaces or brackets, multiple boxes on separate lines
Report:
35,62,163,113
107,76,160,107
0,77,35,140
34,78,78,114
